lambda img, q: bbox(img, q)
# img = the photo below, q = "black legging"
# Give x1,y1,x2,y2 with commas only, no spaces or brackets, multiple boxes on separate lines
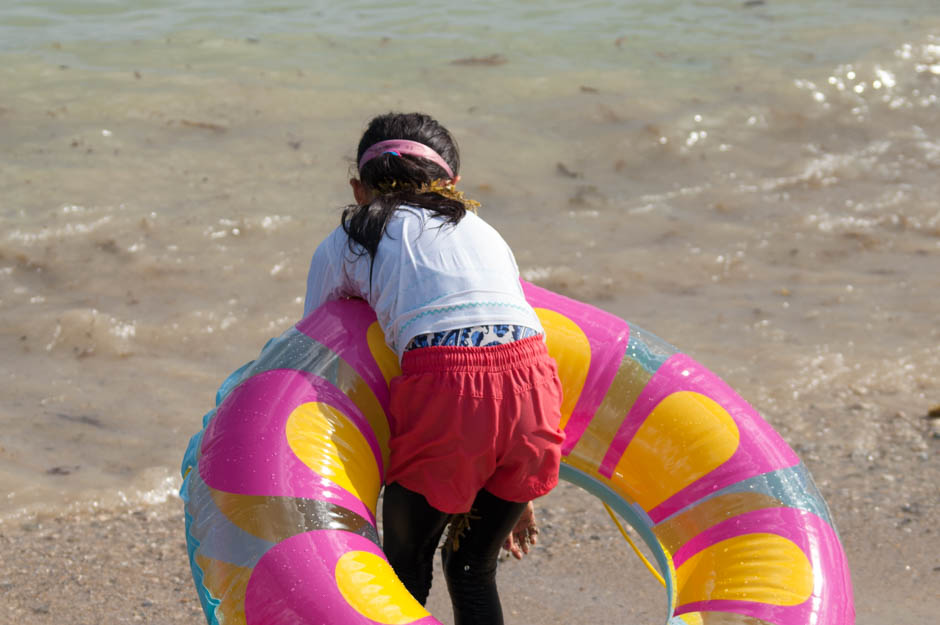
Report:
382,482,528,625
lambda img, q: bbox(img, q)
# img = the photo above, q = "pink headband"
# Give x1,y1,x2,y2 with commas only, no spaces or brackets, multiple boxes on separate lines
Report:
358,139,455,179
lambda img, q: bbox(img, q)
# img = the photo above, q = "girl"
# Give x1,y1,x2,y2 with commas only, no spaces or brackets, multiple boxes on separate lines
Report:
302,112,565,625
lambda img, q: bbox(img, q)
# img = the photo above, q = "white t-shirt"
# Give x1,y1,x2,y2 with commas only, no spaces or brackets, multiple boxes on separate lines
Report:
303,207,543,359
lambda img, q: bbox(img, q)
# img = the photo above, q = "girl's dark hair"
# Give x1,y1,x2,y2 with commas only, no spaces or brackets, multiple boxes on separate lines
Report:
341,112,466,265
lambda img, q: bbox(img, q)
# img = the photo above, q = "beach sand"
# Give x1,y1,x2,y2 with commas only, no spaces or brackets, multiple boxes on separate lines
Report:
2,465,936,625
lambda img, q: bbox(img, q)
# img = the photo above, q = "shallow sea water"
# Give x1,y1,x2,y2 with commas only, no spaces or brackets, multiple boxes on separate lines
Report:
1,2,938,621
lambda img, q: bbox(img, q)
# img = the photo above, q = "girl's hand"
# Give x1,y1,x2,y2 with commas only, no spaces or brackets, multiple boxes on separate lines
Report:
504,501,538,560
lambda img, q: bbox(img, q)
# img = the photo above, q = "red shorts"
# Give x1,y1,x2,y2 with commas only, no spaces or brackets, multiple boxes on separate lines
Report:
385,335,565,514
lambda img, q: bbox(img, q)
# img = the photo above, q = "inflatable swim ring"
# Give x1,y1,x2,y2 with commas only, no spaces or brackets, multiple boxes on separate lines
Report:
180,281,854,625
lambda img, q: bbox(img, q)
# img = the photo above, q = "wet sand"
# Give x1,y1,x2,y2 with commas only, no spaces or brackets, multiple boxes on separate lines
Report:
2,468,936,625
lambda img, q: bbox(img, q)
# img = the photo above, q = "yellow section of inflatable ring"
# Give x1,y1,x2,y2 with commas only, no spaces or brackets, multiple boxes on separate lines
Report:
336,356,391,470
675,534,813,606
613,391,739,511
335,550,431,624
286,402,381,517
534,308,590,431
368,321,403,384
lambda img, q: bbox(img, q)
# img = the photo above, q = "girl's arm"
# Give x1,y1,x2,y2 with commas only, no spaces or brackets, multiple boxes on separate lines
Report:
302,228,354,318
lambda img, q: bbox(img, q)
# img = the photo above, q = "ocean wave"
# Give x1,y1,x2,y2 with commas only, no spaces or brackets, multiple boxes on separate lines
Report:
0,467,181,526
42,308,139,358
794,33,940,121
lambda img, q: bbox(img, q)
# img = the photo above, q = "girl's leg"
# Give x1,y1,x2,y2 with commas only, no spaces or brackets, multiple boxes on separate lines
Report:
382,482,451,604
441,489,528,625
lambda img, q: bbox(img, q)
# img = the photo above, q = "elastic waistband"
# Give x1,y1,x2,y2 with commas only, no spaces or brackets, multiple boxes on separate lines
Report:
400,334,548,374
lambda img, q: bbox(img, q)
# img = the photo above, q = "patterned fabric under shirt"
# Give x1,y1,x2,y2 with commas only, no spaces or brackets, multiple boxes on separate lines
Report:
404,324,540,351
